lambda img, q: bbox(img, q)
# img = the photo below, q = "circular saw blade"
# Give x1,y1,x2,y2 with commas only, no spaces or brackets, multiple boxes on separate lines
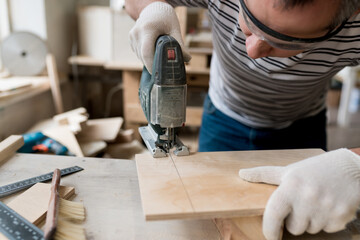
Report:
1,32,48,76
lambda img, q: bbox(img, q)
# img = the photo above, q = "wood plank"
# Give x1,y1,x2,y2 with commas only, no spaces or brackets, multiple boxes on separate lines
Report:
135,153,193,220
0,135,24,164
76,117,123,142
136,149,325,220
175,7,187,41
53,107,88,125
46,54,64,114
68,55,105,66
79,140,107,157
7,183,74,225
0,183,74,240
43,126,84,157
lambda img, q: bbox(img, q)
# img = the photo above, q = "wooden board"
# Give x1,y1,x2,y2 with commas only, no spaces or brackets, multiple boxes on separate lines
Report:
76,117,123,142
7,183,74,225
0,135,24,164
135,149,325,221
44,126,84,157
53,107,88,125
0,183,74,240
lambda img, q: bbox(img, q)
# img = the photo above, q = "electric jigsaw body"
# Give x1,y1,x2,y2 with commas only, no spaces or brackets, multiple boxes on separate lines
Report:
138,35,190,158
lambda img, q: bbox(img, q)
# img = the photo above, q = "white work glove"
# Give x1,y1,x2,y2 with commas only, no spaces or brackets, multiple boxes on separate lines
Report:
129,2,191,74
239,148,360,240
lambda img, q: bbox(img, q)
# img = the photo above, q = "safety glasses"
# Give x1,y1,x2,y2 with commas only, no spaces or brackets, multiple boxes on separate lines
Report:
239,0,347,50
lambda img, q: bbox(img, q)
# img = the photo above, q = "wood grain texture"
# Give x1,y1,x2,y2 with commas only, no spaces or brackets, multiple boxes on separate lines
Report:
0,153,220,240
136,149,325,221
0,183,74,240
136,153,194,219
7,183,74,225
1,153,358,239
0,135,24,164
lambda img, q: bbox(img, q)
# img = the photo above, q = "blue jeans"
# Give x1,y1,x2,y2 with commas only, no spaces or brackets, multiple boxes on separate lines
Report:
198,95,327,152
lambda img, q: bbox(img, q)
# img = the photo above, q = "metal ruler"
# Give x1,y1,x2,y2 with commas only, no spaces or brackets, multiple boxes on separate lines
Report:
0,201,44,239
0,166,84,198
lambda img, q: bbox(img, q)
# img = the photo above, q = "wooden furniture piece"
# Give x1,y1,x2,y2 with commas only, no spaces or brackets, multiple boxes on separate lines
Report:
1,153,360,239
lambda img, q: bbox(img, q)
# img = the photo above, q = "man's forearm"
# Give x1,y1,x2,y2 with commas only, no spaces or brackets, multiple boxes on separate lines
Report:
125,0,167,19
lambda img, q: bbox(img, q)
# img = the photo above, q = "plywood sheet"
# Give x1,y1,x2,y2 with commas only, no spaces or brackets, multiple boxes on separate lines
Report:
136,149,324,220
7,183,74,225
0,183,74,240
136,154,193,219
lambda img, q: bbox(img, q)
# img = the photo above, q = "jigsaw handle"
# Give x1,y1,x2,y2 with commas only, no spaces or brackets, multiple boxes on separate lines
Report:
138,35,187,132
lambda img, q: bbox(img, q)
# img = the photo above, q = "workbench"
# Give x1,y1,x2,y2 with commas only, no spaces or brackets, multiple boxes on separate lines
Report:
1,153,360,239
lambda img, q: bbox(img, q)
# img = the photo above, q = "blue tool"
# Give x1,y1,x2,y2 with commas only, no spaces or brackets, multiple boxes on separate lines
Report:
18,132,72,155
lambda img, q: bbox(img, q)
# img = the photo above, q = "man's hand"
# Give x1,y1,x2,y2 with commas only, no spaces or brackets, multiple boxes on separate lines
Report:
239,148,360,240
128,1,191,74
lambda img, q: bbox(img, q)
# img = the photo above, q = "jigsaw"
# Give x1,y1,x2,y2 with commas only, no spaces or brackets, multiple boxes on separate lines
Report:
138,35,190,158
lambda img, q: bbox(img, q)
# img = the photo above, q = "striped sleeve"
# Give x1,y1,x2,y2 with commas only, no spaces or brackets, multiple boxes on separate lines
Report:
166,0,208,8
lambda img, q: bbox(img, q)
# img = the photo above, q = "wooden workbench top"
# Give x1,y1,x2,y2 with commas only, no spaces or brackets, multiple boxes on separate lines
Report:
1,153,360,239
0,153,219,240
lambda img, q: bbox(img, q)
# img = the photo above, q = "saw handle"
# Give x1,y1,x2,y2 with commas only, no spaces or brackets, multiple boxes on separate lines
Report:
44,168,61,240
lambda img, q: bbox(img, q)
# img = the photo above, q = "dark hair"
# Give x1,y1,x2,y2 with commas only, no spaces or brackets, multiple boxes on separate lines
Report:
278,0,360,29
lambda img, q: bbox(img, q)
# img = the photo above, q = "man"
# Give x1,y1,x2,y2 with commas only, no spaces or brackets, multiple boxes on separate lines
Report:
126,0,360,239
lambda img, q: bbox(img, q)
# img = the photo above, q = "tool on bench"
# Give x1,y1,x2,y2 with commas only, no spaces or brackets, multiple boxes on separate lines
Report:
44,169,86,240
138,35,190,158
18,132,72,156
0,201,44,240
0,166,83,198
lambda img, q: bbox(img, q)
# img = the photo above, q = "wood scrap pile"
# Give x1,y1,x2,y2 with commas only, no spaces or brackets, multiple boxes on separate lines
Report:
29,107,138,158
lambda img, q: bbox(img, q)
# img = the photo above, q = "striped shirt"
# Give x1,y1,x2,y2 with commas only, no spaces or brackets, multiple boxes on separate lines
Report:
167,0,360,128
